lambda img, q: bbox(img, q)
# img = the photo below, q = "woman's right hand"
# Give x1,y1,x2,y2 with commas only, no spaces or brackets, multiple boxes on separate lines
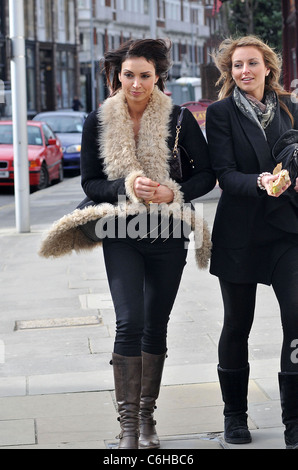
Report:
295,177,298,193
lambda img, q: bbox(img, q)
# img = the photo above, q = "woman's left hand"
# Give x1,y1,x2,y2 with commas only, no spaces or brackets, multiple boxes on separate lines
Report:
295,177,298,193
145,184,174,204
261,173,292,197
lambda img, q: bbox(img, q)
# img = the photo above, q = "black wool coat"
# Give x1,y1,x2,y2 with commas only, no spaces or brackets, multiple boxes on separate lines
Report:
206,94,298,285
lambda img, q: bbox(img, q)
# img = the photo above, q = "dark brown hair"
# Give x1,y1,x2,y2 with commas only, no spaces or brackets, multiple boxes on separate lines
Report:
102,38,172,95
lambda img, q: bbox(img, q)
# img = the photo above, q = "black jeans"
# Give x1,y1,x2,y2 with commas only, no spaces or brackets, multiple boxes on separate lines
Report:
218,244,298,372
102,235,188,357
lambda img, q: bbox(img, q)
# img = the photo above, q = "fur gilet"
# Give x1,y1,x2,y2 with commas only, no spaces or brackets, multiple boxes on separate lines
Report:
39,87,211,269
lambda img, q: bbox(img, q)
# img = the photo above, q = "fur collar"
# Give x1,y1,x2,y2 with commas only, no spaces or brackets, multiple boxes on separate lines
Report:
100,86,173,181
99,86,183,205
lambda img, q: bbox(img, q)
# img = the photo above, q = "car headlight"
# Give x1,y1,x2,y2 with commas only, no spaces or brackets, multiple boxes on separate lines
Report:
65,144,81,154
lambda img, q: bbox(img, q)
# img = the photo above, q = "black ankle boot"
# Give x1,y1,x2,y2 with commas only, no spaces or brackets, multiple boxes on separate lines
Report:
218,364,252,445
278,372,298,449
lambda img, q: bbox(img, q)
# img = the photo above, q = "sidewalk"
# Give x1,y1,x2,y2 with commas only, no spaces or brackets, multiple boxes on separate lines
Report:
0,176,286,449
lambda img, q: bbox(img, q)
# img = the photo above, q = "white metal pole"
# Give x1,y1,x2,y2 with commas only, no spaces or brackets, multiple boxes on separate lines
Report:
9,0,30,233
90,0,96,110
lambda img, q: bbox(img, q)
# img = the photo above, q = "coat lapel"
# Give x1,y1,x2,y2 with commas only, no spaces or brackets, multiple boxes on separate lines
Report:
233,99,275,172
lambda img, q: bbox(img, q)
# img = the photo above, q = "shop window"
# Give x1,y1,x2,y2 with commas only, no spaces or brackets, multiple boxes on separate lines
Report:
26,46,36,113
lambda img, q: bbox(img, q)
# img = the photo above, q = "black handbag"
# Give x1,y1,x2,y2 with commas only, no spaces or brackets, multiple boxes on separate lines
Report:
169,107,195,183
76,196,102,241
272,129,298,185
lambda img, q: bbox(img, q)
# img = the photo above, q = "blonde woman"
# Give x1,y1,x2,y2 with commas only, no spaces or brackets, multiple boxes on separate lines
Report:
206,36,298,448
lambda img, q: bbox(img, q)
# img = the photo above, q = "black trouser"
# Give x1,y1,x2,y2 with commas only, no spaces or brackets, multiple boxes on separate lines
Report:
102,235,188,357
218,245,298,372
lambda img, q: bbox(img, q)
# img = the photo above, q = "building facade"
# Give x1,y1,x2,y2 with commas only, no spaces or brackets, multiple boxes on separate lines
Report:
282,0,298,92
78,0,211,110
1,0,222,115
0,0,9,89
0,0,80,117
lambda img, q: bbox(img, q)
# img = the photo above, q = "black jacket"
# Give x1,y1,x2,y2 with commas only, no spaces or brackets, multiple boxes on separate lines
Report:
80,106,216,205
206,94,298,285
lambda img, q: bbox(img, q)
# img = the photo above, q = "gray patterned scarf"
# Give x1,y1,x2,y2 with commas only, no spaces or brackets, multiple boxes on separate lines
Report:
233,87,277,138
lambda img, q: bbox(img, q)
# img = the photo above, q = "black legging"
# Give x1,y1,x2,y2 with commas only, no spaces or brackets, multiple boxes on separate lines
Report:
102,235,187,357
218,245,298,372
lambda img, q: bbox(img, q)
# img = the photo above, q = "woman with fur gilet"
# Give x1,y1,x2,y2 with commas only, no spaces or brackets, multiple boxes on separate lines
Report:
40,39,215,449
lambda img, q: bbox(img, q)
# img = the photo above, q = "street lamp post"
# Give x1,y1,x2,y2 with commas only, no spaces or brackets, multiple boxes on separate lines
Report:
90,0,96,110
9,0,30,233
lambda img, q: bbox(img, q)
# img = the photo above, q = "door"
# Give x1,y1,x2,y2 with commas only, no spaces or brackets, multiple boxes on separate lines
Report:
40,49,54,111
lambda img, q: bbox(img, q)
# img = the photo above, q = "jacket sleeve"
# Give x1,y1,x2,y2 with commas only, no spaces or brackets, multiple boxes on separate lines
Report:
286,98,298,204
177,108,216,202
283,95,298,130
206,101,263,198
80,110,127,204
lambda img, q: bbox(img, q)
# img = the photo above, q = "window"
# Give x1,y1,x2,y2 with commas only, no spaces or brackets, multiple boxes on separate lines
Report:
78,0,88,7
28,126,43,146
56,50,76,109
0,42,5,82
45,0,52,41
24,0,35,39
37,0,45,28
0,0,6,39
144,0,149,14
66,0,75,43
58,0,65,30
0,125,13,144
157,0,165,19
167,0,180,21
184,4,190,22
42,124,55,144
26,46,36,112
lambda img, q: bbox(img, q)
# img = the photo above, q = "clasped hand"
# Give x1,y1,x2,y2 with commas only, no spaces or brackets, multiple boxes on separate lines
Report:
133,177,174,204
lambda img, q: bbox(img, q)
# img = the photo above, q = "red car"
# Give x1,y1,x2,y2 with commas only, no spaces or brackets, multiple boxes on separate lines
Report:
181,99,213,132
0,121,64,190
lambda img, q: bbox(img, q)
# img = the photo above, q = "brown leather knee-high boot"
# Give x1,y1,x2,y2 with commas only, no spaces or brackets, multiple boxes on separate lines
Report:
112,353,142,449
139,351,166,449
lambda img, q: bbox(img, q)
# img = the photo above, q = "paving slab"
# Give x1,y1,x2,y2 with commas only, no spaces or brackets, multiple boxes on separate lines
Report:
0,178,291,450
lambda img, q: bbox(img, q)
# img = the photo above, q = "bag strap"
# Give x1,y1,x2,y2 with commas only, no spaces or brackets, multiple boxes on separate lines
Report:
177,106,186,127
173,107,186,155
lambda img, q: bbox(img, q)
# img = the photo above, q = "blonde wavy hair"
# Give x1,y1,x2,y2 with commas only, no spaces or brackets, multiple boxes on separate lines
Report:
213,35,293,124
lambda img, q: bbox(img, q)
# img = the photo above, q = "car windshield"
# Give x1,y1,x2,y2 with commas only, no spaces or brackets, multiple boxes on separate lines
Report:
40,115,83,133
0,125,43,146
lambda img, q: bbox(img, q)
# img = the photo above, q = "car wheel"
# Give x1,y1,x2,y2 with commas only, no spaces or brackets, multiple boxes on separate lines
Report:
53,161,64,184
58,161,64,182
38,163,50,190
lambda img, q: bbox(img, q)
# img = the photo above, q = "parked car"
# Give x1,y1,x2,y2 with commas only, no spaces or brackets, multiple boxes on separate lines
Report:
0,121,63,190
181,99,213,134
33,111,88,172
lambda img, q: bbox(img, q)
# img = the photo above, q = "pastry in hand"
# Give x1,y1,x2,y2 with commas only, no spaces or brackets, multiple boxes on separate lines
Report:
269,163,290,194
